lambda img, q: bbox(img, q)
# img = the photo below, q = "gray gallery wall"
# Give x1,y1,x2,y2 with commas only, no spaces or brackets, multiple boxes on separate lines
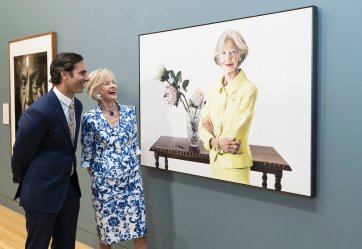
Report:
1,0,362,248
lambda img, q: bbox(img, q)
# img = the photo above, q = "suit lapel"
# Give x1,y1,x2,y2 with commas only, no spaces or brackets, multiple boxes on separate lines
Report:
49,90,74,147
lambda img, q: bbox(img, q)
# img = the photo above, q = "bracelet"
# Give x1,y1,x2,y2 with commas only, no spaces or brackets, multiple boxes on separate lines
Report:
217,139,224,155
214,138,219,150
214,139,223,154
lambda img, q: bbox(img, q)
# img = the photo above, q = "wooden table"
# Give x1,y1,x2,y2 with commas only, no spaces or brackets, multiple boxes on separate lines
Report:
149,136,292,191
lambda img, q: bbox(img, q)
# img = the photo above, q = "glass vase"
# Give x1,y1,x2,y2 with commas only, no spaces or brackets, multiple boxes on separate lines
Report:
186,108,201,147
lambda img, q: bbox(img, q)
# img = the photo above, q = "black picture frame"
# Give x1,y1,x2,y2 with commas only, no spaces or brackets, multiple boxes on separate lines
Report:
8,32,57,154
139,6,317,197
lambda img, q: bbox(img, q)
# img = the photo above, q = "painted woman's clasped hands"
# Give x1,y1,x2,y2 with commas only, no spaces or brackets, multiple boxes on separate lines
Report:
202,116,240,154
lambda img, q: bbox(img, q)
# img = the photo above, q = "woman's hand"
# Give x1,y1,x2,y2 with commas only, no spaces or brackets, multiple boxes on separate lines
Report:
203,116,240,154
216,137,240,154
202,116,214,135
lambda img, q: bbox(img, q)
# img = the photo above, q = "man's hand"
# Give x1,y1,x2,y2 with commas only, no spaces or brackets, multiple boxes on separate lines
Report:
12,176,21,183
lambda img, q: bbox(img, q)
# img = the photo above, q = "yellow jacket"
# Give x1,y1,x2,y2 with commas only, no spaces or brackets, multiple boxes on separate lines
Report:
200,69,258,169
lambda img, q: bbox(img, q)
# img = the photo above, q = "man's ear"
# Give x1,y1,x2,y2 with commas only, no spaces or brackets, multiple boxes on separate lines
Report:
61,71,68,80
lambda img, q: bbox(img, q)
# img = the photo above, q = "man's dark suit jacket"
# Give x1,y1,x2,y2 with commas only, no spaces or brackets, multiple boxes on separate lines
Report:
11,89,82,213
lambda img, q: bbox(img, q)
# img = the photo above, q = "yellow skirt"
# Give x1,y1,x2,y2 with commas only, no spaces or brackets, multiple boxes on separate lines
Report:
210,164,250,185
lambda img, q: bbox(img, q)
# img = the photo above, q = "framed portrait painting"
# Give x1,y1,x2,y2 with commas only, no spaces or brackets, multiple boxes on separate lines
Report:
8,32,56,152
139,6,317,197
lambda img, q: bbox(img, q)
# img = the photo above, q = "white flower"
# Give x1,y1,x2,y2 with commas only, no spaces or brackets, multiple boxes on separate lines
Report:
191,88,204,107
164,85,178,106
155,65,168,82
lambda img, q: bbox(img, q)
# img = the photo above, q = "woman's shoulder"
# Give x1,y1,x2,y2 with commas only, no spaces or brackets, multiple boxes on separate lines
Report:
119,104,136,115
244,80,258,93
82,108,99,121
239,70,257,89
206,81,222,97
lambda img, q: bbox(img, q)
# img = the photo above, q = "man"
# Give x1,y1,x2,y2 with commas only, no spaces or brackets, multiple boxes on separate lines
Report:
11,52,89,249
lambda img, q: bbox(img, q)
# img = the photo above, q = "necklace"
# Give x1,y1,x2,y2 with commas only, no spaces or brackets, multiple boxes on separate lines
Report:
100,104,117,116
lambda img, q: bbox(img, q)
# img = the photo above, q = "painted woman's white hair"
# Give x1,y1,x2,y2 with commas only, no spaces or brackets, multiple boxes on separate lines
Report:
213,30,248,67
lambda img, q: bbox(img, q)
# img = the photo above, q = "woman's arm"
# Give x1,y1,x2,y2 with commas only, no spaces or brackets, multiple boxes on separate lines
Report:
80,114,95,171
229,84,258,153
199,91,216,151
199,87,243,154
130,106,141,155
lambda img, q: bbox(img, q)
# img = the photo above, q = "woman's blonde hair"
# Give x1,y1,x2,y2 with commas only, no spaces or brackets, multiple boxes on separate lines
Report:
213,30,248,67
86,68,116,102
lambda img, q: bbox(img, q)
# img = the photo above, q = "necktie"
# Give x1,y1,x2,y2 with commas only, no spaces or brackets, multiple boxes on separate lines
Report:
69,99,75,175
69,99,75,143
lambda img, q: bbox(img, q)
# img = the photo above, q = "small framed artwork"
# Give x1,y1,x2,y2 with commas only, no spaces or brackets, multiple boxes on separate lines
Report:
8,32,56,152
139,6,317,197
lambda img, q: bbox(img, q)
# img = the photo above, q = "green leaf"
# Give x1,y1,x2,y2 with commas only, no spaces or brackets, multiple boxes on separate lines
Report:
160,74,169,82
156,65,168,82
182,80,189,91
169,70,176,80
176,71,182,83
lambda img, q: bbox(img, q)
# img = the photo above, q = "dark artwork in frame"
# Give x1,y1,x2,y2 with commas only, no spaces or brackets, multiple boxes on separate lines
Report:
13,51,48,131
9,32,56,154
139,6,317,197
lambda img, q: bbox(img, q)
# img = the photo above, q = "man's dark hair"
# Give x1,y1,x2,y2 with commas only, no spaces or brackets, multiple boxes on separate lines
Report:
49,52,83,84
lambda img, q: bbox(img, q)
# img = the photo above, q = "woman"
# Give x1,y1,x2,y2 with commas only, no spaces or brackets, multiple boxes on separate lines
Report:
81,69,148,249
200,30,258,184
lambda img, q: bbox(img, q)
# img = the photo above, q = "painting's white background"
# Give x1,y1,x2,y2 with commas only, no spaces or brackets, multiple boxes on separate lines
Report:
140,7,314,196
9,33,54,149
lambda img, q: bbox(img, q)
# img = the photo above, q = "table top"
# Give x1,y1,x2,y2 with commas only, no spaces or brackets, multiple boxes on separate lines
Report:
150,136,292,171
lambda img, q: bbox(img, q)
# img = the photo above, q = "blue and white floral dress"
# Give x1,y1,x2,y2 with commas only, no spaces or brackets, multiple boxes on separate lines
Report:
81,103,147,245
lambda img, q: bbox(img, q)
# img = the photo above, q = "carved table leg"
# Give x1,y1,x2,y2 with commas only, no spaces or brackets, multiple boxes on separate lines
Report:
262,172,267,188
165,157,168,170
154,152,159,169
274,172,282,191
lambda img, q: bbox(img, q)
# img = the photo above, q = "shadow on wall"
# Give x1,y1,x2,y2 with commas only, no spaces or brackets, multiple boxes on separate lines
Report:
141,167,176,249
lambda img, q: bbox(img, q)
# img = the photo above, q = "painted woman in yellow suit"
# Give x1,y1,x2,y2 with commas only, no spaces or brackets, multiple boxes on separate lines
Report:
200,30,258,185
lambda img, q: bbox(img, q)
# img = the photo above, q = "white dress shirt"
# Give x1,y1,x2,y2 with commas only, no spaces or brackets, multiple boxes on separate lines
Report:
53,87,76,136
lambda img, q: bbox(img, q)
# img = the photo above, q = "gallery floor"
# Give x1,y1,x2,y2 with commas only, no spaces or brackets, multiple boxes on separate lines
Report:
0,205,92,249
